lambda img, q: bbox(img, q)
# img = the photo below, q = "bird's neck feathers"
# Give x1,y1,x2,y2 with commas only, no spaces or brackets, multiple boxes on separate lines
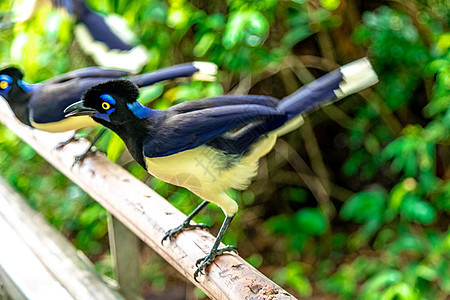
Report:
5,83,33,126
97,112,153,170
127,101,161,119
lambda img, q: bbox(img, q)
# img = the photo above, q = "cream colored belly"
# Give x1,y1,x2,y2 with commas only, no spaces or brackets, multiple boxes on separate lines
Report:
145,133,277,207
31,116,99,132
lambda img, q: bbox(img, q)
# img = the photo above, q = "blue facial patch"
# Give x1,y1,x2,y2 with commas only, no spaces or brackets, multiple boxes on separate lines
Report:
127,101,152,119
18,80,32,93
94,112,111,122
100,94,116,105
0,75,12,84
0,75,12,93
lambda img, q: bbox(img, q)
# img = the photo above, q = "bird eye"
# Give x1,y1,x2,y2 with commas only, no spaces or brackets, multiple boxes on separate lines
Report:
102,102,111,110
0,81,8,90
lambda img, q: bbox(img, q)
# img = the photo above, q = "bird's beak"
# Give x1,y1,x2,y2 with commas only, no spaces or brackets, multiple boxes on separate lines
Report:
64,101,97,117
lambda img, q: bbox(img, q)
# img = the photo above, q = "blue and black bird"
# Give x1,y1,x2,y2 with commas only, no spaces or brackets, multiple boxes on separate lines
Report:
0,62,217,154
5,0,148,72
64,58,378,279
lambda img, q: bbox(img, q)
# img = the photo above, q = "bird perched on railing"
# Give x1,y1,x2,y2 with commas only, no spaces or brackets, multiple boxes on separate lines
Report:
64,58,378,280
0,62,217,159
5,0,149,72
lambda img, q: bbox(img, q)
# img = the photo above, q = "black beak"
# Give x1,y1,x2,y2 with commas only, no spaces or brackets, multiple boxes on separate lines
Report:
64,101,97,117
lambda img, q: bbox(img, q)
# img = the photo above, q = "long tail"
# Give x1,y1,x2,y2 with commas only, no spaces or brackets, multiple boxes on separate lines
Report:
231,58,378,149
278,57,378,120
129,62,218,87
71,0,149,73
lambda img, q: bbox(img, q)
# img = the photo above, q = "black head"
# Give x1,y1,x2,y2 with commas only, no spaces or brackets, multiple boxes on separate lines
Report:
0,66,26,99
64,79,147,128
0,67,24,80
0,66,33,125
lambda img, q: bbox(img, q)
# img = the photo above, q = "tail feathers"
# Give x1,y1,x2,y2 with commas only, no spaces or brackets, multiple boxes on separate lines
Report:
192,61,218,82
72,0,149,72
130,62,217,88
277,69,343,119
11,0,40,23
334,58,379,98
74,23,149,73
278,57,378,120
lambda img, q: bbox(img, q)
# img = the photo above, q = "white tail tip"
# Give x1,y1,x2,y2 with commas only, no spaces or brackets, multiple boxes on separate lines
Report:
192,62,218,82
75,24,149,73
334,57,379,98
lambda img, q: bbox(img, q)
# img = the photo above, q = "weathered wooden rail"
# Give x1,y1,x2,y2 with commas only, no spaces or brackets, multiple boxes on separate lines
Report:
0,176,124,300
0,98,297,299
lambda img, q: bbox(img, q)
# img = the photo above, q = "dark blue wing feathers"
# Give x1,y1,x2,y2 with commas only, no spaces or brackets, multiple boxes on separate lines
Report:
168,95,279,113
130,63,200,87
144,104,284,157
44,67,129,84
278,69,343,119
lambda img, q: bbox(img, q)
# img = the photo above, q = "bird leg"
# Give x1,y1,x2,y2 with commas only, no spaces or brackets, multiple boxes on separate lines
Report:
72,128,107,166
194,215,236,281
56,132,80,149
161,201,209,244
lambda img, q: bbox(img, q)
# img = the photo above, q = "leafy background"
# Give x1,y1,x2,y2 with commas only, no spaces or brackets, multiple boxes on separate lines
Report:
0,0,449,299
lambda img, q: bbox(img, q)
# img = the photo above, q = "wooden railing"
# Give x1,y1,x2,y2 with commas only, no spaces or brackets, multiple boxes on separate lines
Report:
0,176,124,300
0,98,297,300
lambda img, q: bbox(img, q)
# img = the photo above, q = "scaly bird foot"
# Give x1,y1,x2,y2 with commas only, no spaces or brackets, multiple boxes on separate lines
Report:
56,135,79,149
161,222,209,245
194,245,237,282
72,149,106,167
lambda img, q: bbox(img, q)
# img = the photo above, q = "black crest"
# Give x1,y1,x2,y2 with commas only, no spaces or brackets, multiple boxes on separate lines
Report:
82,79,140,104
0,66,24,81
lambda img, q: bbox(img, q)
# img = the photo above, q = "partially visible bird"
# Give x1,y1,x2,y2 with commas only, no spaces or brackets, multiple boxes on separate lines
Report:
64,58,378,280
5,0,149,72
0,62,217,155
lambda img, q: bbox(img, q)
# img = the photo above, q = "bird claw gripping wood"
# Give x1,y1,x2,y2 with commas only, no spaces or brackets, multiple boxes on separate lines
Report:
72,149,106,167
161,222,210,245
56,134,80,149
194,246,238,282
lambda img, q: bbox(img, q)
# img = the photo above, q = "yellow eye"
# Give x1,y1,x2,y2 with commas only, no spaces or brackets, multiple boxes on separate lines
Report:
0,81,8,90
102,102,111,110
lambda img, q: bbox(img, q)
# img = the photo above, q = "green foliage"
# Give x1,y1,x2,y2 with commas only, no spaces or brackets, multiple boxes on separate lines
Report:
273,262,312,297
341,189,387,223
0,0,448,299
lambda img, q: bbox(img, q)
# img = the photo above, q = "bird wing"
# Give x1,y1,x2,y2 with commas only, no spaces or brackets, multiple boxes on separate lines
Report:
169,95,280,114
44,67,130,84
143,104,284,157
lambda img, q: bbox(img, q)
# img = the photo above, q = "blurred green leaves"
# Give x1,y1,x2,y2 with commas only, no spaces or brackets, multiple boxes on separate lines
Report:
295,207,328,235
341,189,386,223
399,194,436,225
273,262,312,297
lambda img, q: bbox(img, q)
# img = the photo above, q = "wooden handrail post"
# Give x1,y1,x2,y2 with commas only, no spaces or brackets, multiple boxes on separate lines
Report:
108,214,142,300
